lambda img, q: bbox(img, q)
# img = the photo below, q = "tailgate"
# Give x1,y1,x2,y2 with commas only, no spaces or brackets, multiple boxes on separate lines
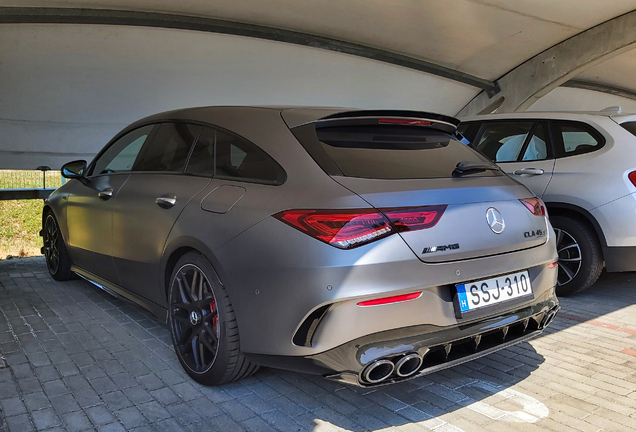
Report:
334,176,548,263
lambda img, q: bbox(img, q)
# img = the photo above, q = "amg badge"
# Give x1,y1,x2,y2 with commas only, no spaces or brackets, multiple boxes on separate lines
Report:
422,243,460,254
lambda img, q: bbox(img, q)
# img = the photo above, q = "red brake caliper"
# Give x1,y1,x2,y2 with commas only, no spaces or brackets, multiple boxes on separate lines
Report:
210,300,218,327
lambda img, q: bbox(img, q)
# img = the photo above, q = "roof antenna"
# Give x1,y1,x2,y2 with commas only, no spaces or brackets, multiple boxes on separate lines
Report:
601,106,622,114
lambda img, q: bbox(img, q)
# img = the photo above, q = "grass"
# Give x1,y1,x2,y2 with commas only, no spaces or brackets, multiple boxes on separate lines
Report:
0,199,43,258
0,170,58,259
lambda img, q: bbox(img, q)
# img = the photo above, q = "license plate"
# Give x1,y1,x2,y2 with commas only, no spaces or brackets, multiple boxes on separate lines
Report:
456,270,532,313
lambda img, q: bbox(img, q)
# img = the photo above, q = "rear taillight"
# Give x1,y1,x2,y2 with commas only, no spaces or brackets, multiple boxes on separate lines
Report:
274,205,447,249
357,291,422,307
629,171,636,187
274,209,393,249
384,205,447,232
520,197,546,216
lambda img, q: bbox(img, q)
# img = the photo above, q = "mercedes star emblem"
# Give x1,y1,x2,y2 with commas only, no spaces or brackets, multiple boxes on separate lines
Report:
486,207,505,234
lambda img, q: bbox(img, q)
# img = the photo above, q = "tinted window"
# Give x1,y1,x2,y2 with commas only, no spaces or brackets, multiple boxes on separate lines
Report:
133,123,201,172
474,122,534,162
553,121,603,157
216,131,283,183
521,123,548,161
621,122,636,137
185,127,285,184
185,127,215,175
302,125,499,179
91,125,154,175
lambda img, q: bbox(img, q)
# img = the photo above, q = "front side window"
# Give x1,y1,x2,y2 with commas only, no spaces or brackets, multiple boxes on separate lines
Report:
91,125,154,176
133,123,202,172
553,121,603,157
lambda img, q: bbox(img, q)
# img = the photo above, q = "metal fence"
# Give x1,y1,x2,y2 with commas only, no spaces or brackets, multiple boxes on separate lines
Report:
0,170,63,190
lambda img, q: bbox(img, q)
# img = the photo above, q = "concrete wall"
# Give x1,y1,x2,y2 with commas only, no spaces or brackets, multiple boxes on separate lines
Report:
528,87,636,112
0,24,479,169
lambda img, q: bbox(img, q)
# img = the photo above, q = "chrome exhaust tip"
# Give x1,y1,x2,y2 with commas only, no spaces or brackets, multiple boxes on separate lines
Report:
541,306,560,328
361,359,395,384
394,353,422,377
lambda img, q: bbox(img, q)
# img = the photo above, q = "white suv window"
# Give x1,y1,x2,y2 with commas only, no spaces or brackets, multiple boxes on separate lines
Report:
472,122,550,163
554,121,603,157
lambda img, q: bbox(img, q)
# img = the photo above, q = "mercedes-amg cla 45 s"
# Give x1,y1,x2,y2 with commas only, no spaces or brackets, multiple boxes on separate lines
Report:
42,107,559,387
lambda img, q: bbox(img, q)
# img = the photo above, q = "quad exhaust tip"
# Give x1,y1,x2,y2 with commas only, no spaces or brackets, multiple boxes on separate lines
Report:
361,352,423,384
541,306,560,329
395,353,422,377
362,359,395,384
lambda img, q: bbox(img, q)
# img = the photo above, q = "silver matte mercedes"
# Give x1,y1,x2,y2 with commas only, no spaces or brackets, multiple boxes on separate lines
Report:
42,107,559,387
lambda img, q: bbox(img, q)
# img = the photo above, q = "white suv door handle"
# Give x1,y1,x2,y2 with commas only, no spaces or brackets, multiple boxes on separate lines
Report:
513,168,544,176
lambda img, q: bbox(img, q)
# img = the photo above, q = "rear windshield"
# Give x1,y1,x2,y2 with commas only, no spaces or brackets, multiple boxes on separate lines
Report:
292,124,501,179
621,122,636,137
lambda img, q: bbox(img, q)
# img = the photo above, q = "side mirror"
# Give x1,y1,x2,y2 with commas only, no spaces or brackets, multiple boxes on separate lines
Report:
61,160,87,179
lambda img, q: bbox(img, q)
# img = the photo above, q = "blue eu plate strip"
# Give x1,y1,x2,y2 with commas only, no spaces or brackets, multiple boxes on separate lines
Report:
456,284,470,312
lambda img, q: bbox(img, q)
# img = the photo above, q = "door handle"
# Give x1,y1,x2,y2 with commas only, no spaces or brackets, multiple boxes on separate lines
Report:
513,168,544,176
156,195,177,209
98,188,113,200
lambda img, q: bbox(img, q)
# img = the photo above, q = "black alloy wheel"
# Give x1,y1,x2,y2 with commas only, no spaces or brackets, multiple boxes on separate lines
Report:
168,252,258,385
43,213,74,280
170,263,220,374
551,215,603,296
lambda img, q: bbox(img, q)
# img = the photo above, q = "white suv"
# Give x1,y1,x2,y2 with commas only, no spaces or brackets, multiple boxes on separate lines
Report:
460,108,636,296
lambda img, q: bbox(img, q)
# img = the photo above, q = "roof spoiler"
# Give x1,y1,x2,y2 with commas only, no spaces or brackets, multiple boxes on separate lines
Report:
315,110,460,134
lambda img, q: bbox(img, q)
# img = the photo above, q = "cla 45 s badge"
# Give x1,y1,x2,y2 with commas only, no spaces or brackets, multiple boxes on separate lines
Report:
524,229,546,238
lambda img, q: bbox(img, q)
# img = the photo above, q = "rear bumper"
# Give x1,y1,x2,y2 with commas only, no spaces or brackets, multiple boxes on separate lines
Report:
245,290,559,387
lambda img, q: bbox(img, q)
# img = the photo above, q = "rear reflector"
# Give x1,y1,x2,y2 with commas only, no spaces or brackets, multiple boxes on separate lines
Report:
629,171,636,187
520,197,546,216
357,291,422,307
378,118,432,126
548,261,558,269
274,205,447,249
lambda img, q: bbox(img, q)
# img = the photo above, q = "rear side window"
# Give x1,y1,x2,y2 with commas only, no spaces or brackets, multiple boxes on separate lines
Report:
473,122,534,162
293,124,500,179
133,123,202,172
185,127,285,185
552,121,604,157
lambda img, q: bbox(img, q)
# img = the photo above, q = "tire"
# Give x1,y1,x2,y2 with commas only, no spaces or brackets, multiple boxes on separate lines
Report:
168,251,258,385
551,215,603,296
42,212,75,281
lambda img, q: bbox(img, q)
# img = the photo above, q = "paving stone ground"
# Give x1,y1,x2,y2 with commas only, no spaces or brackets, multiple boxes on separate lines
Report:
1,256,636,431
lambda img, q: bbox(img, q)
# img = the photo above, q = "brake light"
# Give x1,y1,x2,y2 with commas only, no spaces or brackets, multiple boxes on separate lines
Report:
274,209,393,249
357,291,422,307
378,118,432,126
629,171,636,187
274,205,447,249
520,198,546,216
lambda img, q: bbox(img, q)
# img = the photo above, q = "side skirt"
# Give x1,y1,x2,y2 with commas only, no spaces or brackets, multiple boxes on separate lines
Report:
72,266,169,322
